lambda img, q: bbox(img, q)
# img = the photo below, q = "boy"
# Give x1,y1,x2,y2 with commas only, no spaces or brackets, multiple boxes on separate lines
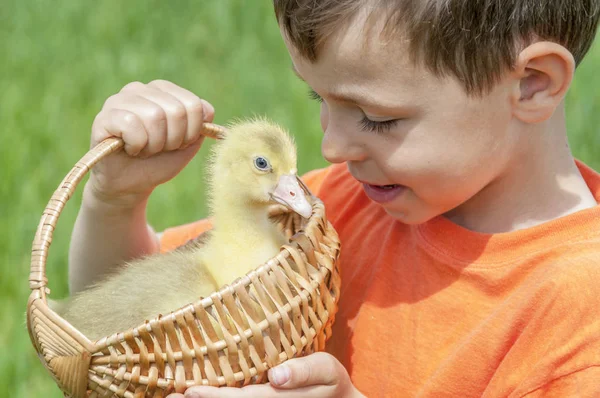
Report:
69,1,600,397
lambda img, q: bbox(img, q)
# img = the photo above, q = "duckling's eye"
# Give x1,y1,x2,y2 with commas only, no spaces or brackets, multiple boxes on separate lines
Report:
254,156,271,171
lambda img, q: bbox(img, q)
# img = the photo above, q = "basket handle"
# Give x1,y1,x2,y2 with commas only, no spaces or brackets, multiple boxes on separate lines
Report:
29,123,227,295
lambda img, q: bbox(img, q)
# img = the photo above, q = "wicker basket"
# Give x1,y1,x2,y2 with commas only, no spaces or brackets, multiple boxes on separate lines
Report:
27,123,341,398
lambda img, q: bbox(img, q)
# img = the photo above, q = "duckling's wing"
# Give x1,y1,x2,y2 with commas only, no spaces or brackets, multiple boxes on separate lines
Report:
56,233,218,340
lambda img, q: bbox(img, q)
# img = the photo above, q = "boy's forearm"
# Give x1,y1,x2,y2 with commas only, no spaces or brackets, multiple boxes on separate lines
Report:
68,184,160,294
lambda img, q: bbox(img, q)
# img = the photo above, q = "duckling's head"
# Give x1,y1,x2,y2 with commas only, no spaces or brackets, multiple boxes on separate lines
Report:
207,118,312,218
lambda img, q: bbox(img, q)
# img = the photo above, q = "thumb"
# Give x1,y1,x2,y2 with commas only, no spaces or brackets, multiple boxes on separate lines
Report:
268,352,342,389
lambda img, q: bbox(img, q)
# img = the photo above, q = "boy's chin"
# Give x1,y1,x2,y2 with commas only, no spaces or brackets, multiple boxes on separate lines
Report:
381,205,436,225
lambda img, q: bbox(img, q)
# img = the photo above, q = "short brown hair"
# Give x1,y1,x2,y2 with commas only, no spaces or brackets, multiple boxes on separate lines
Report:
274,0,600,95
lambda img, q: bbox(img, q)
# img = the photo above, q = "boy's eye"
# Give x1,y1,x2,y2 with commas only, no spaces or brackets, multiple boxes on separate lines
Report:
308,89,323,103
307,86,398,134
359,117,400,134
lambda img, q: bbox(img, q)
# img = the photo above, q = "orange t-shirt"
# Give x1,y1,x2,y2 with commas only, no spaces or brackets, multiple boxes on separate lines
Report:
160,161,600,397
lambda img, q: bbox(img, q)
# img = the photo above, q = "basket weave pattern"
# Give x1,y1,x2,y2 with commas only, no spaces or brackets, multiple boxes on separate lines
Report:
26,125,341,398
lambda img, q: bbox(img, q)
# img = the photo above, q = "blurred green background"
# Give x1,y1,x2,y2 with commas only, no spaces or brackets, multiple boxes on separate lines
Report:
1,1,598,396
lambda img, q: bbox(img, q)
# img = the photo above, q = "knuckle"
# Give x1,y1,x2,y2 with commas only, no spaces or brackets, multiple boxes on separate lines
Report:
315,351,334,361
169,103,187,122
121,111,140,131
145,105,167,124
103,93,121,109
305,352,338,385
184,97,205,118
325,360,339,384
148,79,169,87
297,361,312,385
320,353,341,384
120,81,145,92
91,114,106,143
92,110,104,127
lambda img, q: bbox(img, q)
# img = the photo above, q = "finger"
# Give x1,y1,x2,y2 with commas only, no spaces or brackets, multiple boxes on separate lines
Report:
123,84,188,151
91,109,149,156
148,79,215,147
183,384,273,398
268,352,340,389
183,384,333,398
147,138,203,169
166,394,185,398
104,94,168,158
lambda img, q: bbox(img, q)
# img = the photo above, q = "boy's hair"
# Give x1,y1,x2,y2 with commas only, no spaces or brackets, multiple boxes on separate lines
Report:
274,0,600,95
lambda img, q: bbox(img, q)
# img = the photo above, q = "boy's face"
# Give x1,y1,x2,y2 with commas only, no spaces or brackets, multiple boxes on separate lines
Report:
282,13,521,224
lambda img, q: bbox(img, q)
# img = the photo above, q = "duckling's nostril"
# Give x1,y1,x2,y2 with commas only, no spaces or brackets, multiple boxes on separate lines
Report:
290,191,296,197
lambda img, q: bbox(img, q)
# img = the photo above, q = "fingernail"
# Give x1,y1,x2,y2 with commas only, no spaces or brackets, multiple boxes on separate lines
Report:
269,365,291,386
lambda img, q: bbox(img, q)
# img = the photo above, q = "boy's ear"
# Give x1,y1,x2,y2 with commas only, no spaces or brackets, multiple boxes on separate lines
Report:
510,42,575,124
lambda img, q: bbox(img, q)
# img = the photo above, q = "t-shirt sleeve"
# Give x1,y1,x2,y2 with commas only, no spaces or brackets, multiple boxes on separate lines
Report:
158,167,332,252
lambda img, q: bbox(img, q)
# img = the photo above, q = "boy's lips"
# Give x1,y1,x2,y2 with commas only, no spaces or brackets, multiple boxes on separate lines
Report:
361,182,406,203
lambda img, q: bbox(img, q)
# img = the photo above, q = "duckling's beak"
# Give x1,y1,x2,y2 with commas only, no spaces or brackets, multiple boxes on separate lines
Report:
271,174,313,219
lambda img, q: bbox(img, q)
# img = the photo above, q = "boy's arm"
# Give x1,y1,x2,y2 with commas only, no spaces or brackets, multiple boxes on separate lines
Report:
68,185,159,293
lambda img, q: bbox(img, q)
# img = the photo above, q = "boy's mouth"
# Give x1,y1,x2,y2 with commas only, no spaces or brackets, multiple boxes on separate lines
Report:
362,183,405,203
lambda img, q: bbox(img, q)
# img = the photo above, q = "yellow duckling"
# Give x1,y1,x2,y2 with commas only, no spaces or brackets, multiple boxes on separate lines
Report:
55,118,312,340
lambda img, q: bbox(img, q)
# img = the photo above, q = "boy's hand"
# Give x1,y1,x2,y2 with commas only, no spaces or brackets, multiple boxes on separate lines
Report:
166,352,365,398
89,80,214,208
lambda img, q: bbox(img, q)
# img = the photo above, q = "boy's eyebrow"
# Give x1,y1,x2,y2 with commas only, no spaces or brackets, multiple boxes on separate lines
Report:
291,64,410,111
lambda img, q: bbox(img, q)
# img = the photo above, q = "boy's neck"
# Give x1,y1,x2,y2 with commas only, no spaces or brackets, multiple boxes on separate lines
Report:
445,106,597,233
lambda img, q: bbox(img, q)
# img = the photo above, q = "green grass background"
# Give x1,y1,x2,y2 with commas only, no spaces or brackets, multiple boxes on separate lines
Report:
1,1,598,396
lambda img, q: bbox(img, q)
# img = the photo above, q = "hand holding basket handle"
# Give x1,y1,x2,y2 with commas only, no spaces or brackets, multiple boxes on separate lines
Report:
88,80,222,208
27,80,342,397
70,81,225,293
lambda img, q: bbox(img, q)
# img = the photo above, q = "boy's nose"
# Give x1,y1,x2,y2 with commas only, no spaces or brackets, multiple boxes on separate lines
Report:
321,128,365,164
